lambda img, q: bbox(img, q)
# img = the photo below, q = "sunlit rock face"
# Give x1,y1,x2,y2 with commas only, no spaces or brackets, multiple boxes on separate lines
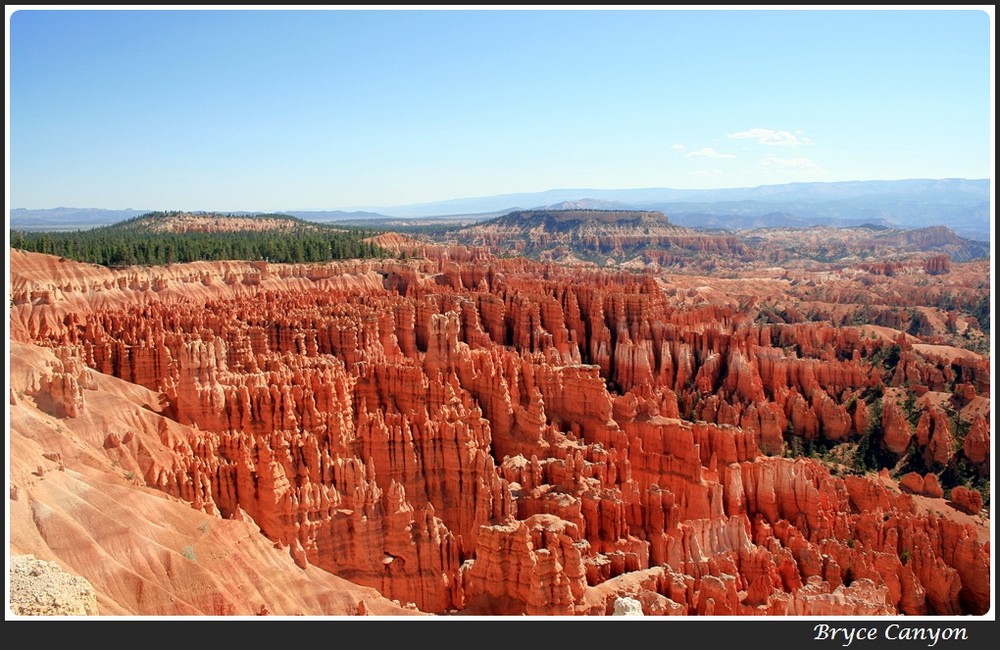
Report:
9,248,990,616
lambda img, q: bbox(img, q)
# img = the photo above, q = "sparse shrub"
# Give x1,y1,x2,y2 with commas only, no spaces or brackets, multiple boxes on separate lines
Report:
182,545,197,563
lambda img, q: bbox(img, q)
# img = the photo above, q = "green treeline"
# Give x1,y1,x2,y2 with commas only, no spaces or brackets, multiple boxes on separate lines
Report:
10,214,392,267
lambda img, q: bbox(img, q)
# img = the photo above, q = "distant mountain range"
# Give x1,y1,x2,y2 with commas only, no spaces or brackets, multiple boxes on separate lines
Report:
363,178,991,241
9,207,150,231
9,178,991,241
284,210,394,223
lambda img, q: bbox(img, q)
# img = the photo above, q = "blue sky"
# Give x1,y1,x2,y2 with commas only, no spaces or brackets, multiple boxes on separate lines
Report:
6,7,993,212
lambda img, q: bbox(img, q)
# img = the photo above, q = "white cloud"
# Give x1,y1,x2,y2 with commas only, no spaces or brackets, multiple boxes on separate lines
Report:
686,147,736,159
671,144,685,150
757,154,819,171
727,128,814,146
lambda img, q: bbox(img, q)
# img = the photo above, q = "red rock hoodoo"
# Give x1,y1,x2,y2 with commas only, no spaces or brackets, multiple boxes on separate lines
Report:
8,248,990,616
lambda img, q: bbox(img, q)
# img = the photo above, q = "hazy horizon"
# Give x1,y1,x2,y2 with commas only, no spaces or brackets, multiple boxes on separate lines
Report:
7,7,994,212
6,176,990,216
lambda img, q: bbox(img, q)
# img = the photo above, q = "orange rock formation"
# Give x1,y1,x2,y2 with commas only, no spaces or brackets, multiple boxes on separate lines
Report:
8,249,990,616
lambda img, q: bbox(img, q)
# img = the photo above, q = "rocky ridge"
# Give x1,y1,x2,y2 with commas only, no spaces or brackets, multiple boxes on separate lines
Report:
447,210,988,271
111,211,326,234
454,209,745,266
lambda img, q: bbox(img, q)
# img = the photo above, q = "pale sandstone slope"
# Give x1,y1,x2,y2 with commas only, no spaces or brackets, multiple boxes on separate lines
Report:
8,338,420,617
